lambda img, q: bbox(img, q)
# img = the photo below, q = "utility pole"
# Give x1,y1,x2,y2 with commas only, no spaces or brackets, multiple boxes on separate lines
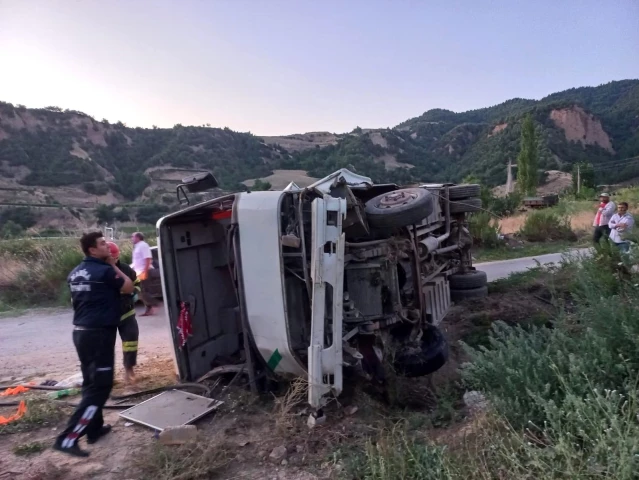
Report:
577,164,581,195
506,160,514,194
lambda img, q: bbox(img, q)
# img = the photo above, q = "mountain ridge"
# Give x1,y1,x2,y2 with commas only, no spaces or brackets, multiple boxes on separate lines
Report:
1,79,638,230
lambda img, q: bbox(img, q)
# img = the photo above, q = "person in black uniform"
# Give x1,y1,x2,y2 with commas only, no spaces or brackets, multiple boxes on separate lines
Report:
54,232,134,458
107,241,142,385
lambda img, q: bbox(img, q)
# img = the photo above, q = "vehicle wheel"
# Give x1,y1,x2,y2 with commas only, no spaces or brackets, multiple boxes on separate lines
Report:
449,270,487,290
393,327,449,377
448,184,481,200
450,286,488,302
449,197,482,214
365,188,434,229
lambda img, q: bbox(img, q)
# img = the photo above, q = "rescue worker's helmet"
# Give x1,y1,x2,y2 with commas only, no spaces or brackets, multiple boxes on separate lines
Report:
107,241,120,260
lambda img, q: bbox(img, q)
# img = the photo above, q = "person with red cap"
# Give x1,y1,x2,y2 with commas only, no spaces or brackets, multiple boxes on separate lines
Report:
107,241,141,385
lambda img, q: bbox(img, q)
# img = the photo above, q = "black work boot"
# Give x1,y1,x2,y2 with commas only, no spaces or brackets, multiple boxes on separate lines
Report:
87,424,112,444
53,439,90,458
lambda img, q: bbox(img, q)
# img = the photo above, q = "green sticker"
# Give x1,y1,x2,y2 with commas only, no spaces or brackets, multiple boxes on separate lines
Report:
267,349,282,371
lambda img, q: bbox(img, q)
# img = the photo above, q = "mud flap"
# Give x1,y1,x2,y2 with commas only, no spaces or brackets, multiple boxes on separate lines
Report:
308,195,347,409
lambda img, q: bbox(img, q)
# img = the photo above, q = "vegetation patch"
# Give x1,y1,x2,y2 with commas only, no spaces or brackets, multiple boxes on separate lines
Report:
0,398,66,435
12,441,46,456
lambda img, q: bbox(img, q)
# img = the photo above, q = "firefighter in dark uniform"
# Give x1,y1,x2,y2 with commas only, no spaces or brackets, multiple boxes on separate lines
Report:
54,232,134,458
107,242,142,384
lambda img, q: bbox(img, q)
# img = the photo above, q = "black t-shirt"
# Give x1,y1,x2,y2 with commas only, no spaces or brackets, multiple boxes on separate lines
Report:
68,257,125,328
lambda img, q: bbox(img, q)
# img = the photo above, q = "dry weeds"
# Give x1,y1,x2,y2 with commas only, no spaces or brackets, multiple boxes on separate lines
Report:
133,440,233,480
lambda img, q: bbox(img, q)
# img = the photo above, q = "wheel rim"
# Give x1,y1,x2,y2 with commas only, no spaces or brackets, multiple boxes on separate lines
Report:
377,191,417,209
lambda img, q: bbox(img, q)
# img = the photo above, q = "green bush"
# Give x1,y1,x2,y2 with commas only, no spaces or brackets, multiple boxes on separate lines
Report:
83,182,109,196
458,248,639,478
519,210,576,242
0,220,24,238
0,239,83,306
0,206,38,229
468,212,502,248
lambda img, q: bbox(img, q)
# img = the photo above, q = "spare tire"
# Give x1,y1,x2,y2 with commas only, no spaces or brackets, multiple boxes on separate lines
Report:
365,188,434,230
448,184,481,200
451,286,488,302
449,197,482,214
449,270,487,290
393,327,449,377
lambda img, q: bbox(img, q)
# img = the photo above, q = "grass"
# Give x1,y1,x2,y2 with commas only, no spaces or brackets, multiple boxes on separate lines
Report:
0,397,67,435
0,235,154,310
133,441,232,480
12,441,46,456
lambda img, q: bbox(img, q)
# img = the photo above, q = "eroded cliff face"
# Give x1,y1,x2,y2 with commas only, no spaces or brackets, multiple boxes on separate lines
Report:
549,106,614,153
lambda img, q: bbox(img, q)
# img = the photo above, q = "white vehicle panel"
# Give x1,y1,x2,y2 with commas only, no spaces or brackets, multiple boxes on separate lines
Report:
307,168,372,194
236,191,306,377
308,195,347,408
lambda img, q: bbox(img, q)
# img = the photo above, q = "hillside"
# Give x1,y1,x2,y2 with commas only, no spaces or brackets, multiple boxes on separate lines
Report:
1,79,638,231
302,79,639,187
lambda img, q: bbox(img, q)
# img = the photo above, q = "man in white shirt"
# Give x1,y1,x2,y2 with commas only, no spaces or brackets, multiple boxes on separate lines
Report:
593,193,616,244
132,232,157,316
608,202,634,253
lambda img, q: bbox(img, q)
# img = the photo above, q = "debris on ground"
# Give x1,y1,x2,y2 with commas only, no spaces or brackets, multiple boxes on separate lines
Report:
55,372,83,388
0,385,31,396
269,445,288,463
159,425,198,445
0,400,26,425
119,389,223,431
344,405,359,416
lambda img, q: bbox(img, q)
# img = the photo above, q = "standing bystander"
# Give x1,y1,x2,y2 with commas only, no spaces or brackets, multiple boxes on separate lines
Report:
592,193,616,244
107,241,141,384
609,202,634,253
54,232,134,457
131,232,158,316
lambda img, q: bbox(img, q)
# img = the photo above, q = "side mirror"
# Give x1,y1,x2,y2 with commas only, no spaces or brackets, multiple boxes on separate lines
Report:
176,171,219,206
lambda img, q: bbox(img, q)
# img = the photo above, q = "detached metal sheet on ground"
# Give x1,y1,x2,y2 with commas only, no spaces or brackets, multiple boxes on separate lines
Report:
119,389,223,431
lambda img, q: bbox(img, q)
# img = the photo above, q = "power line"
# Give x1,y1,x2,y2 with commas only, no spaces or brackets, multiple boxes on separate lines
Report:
592,159,639,171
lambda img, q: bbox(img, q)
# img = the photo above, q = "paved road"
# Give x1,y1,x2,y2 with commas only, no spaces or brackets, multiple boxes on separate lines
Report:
475,247,591,282
0,305,172,381
0,249,592,380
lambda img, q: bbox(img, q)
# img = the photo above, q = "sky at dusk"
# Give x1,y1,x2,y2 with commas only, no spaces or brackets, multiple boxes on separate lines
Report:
1,0,637,135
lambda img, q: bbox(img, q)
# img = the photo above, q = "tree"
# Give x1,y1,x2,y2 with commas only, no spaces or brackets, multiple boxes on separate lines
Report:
95,204,115,224
0,220,24,238
251,179,272,191
516,114,539,196
572,162,595,192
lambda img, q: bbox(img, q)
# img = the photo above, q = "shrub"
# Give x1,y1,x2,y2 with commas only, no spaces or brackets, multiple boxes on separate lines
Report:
468,212,502,248
459,248,639,478
519,210,576,242
0,206,38,229
136,204,170,224
0,240,83,306
83,182,109,195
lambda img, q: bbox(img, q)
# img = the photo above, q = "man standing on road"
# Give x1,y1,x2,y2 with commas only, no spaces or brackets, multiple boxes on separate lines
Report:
609,202,634,253
107,241,141,385
131,232,157,316
54,232,134,458
593,193,616,244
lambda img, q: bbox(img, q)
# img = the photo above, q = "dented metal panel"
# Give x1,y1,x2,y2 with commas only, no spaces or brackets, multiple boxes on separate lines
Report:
423,275,450,326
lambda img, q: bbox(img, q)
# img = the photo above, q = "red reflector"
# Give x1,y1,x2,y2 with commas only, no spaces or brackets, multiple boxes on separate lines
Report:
211,210,232,220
